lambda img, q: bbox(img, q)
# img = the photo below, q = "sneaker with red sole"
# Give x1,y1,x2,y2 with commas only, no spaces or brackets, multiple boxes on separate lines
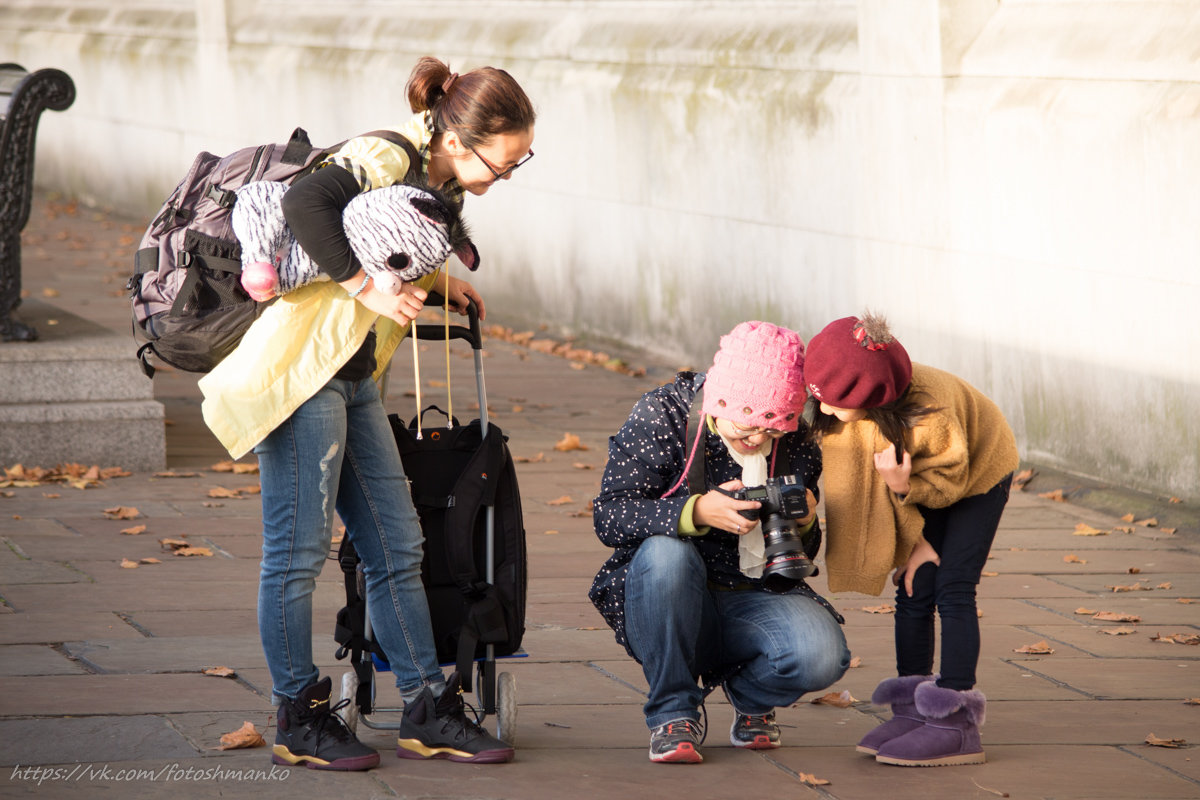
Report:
730,711,781,750
649,718,704,763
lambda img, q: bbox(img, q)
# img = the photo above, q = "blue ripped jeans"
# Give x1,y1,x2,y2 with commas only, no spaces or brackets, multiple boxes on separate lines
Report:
625,535,850,729
254,376,443,702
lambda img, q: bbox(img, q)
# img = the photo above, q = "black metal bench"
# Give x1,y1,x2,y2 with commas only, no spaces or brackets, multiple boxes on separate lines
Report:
0,63,76,342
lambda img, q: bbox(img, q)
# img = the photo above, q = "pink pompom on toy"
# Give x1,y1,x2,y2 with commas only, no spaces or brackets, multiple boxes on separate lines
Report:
241,260,279,302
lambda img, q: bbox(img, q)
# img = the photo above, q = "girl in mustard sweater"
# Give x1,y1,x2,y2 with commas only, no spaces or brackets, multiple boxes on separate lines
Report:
804,312,1019,768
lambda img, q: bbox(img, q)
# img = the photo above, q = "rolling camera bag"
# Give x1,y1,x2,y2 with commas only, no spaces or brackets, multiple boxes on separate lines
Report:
389,406,528,689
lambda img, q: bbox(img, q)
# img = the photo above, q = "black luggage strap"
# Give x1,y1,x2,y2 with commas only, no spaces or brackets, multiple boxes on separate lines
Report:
332,537,384,712
441,424,510,691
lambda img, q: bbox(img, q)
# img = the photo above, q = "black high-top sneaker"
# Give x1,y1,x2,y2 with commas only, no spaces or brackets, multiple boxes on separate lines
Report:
272,676,380,770
396,672,514,763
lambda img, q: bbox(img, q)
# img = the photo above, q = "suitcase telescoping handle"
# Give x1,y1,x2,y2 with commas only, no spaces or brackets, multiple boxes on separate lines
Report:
411,292,482,351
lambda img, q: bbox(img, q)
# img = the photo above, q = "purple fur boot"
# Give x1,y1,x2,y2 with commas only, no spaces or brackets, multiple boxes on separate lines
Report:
856,675,933,755
875,682,987,767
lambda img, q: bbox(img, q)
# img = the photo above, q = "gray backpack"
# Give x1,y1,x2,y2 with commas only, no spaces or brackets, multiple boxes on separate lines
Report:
129,127,417,377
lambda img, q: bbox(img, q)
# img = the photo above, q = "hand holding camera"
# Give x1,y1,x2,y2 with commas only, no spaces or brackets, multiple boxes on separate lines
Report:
719,474,819,591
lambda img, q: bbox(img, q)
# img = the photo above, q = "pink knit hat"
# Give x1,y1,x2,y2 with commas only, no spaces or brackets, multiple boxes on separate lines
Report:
701,321,807,432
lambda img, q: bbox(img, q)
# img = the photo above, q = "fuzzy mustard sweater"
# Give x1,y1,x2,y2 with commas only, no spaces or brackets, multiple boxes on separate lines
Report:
820,363,1020,596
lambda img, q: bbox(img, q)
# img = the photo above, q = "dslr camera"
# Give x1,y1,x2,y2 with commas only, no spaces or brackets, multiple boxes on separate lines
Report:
729,474,817,592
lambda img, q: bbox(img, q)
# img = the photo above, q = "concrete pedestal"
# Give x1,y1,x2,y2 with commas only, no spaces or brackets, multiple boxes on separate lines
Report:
0,298,165,471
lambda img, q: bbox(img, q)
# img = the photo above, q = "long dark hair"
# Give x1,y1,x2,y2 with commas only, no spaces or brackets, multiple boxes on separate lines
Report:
806,388,940,454
405,56,536,149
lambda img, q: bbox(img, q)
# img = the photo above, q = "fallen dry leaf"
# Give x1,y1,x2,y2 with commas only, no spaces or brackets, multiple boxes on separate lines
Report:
1120,513,1135,523
1157,582,1173,590
811,690,857,708
1184,698,1200,705
1150,632,1200,645
1128,567,1142,574
1169,496,1182,504
981,571,999,577
1014,640,1054,654
1039,489,1066,502
1074,607,1098,615
217,721,265,750
1099,627,1137,636
568,509,591,518
553,432,589,452
1073,523,1107,536
798,772,831,786
159,538,190,550
572,462,594,470
1135,517,1159,527
1106,582,1151,593
544,530,560,535
203,666,237,678
139,557,161,565
848,656,863,668
545,495,574,506
1178,598,1198,604
1012,468,1036,490
154,471,199,478
207,487,242,498
1093,611,1141,623
211,461,259,475
1063,554,1087,564
120,524,147,536
120,558,139,569
103,506,141,520
173,546,214,557
860,604,895,614
1145,733,1187,748
516,452,545,464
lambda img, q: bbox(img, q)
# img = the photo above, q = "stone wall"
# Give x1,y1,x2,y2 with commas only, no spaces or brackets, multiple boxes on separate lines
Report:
3,0,1197,499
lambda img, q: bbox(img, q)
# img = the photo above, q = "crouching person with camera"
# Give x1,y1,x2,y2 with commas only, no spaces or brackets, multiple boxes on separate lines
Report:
589,321,851,764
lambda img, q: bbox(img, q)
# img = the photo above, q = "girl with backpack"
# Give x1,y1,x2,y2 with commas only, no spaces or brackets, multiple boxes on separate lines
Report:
802,312,1019,767
199,57,535,771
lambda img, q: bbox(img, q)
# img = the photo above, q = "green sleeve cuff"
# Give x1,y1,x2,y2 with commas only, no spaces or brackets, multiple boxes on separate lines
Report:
678,494,710,536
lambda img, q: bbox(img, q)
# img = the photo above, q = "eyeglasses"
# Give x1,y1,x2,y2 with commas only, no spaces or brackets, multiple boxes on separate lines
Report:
728,422,787,440
470,146,535,180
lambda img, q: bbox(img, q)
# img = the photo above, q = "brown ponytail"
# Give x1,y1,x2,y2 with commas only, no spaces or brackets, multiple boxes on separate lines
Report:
405,56,536,149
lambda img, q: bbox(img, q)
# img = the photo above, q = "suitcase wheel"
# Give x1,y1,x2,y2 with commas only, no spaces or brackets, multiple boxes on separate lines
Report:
496,670,517,745
338,670,361,734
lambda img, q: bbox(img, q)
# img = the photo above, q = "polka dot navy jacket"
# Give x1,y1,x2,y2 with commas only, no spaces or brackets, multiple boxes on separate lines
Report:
588,371,833,659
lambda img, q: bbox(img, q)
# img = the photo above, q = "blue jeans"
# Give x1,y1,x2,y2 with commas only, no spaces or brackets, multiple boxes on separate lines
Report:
625,535,850,729
254,376,443,701
895,475,1013,690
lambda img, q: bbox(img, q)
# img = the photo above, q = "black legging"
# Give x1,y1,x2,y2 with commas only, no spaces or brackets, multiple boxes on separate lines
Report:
894,474,1013,691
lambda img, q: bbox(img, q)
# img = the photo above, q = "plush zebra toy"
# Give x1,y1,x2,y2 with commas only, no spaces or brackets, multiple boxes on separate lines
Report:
231,180,479,302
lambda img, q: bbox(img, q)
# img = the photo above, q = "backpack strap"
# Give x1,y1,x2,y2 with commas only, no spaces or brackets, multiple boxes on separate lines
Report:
358,129,424,185
440,423,511,692
332,537,384,712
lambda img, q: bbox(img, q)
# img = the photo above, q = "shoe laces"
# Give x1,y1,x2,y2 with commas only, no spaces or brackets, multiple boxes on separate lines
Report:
661,717,706,745
739,712,775,727
300,696,356,746
433,685,486,739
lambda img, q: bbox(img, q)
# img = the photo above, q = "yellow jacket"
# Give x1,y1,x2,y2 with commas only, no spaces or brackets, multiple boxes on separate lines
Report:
820,363,1020,595
199,271,441,459
200,112,457,459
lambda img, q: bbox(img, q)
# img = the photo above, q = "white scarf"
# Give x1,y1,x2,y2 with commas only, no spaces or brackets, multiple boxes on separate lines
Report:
716,428,771,579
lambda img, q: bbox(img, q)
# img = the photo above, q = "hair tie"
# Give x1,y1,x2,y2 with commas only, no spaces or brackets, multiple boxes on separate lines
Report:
441,73,459,93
